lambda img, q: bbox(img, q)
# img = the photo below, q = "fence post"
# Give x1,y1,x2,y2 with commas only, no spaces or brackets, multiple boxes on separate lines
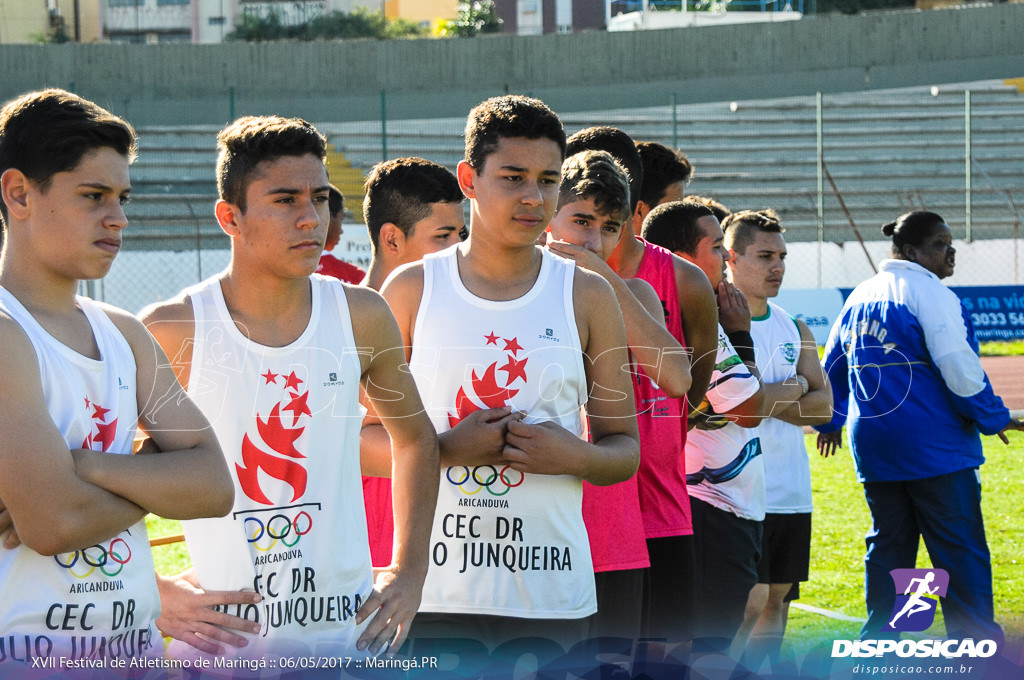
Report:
816,91,824,289
381,89,388,162
672,93,678,150
965,89,972,243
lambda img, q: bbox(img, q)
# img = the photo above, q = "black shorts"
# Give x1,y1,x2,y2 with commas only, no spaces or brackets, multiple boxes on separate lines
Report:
592,567,645,639
642,534,697,643
756,512,811,595
689,497,763,650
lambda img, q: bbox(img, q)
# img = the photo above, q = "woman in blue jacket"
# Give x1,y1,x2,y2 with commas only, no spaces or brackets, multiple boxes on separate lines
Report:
816,211,1022,641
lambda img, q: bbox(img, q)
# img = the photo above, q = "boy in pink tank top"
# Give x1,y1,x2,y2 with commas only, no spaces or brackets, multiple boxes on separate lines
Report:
565,127,717,646
546,149,691,641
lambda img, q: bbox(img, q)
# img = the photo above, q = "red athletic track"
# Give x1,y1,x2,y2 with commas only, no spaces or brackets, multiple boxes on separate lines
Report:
983,356,1024,414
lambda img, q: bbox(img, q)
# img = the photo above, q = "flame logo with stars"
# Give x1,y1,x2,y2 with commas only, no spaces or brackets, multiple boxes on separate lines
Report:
236,369,311,505
82,397,118,452
448,332,529,428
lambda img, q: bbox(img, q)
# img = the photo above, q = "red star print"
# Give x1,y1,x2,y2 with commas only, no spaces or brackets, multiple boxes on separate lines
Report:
283,371,303,391
503,337,523,356
84,397,91,409
94,418,119,452
484,332,500,346
92,404,111,421
283,391,312,426
498,355,529,385
262,370,279,385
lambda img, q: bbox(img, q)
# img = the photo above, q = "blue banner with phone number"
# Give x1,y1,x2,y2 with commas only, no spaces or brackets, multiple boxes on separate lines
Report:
838,285,1024,342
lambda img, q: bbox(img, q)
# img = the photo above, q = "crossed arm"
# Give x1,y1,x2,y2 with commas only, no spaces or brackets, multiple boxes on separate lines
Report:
0,310,230,557
760,319,832,426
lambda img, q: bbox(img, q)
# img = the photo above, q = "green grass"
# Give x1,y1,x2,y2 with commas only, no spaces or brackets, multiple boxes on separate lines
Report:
980,340,1024,356
146,515,189,575
785,434,1024,662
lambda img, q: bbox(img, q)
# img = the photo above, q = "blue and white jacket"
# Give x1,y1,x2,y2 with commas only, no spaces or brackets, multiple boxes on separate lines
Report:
816,259,1009,483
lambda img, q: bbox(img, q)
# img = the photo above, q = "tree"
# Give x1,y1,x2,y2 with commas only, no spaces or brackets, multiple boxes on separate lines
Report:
440,0,503,38
227,8,425,42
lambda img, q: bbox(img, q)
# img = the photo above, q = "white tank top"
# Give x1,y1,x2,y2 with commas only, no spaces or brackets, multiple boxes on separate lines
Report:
411,246,596,619
174,275,373,658
751,301,813,513
0,288,160,666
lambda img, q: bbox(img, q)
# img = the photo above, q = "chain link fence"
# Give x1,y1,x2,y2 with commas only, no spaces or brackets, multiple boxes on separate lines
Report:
95,81,1024,314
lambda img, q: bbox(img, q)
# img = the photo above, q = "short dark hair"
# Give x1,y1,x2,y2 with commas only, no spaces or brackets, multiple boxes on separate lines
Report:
684,194,731,223
0,88,136,225
636,141,692,208
363,157,464,251
328,184,343,218
881,211,946,257
642,201,715,257
464,95,566,171
566,126,643,212
216,116,327,212
558,150,631,223
722,208,784,254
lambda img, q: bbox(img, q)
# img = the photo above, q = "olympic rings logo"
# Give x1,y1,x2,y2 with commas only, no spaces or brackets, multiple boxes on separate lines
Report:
54,538,132,579
244,511,313,552
446,465,525,496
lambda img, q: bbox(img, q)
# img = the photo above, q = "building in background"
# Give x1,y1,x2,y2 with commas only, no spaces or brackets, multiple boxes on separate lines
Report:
0,0,101,43
493,0,605,34
102,0,369,44
385,0,456,32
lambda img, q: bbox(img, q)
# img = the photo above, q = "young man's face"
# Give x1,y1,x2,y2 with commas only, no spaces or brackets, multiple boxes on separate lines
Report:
26,146,131,281
400,201,466,264
547,197,627,261
460,136,562,247
228,153,330,277
728,230,787,300
683,215,730,287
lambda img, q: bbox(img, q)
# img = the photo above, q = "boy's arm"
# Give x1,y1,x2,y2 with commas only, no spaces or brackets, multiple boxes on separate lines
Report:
137,298,260,653
503,271,640,486
380,265,516,470
760,320,833,426
349,285,439,655
674,256,718,412
71,305,234,520
621,276,691,396
0,319,147,555
548,240,691,398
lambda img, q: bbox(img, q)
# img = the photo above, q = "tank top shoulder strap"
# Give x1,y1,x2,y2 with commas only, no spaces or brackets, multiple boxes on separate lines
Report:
185,277,222,394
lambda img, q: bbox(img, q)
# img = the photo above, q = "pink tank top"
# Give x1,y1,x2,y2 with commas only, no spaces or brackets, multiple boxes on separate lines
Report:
632,241,692,538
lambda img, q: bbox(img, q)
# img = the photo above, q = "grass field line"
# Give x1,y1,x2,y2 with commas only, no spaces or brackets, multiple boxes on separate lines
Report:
791,602,867,624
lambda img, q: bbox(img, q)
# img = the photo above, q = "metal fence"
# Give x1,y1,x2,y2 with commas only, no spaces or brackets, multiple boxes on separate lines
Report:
93,81,1024,314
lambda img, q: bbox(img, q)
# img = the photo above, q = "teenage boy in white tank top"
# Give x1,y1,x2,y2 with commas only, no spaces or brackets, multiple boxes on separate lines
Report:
140,116,439,660
724,209,832,671
0,89,232,670
381,96,640,649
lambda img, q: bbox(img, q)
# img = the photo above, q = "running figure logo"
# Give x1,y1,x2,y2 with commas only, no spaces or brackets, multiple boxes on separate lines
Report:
886,568,949,632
